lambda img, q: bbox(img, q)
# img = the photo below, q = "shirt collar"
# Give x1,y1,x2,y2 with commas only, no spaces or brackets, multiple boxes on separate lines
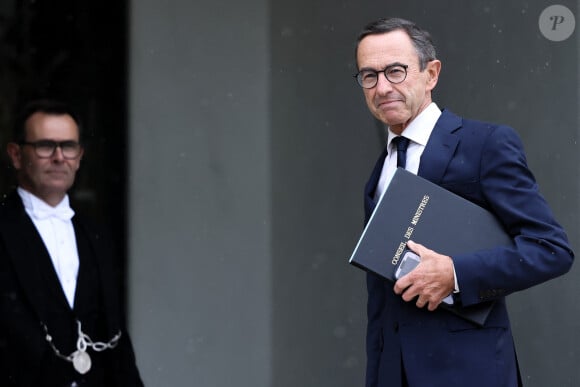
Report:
387,102,442,147
18,187,75,221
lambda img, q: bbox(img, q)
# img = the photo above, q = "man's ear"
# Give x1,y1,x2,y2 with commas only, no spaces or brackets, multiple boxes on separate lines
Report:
425,59,441,92
6,142,22,170
75,147,84,170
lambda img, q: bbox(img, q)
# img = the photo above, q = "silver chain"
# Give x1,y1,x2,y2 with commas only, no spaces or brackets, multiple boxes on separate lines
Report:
43,320,122,363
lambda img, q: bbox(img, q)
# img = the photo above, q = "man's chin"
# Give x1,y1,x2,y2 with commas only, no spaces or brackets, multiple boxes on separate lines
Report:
41,182,74,195
376,113,407,127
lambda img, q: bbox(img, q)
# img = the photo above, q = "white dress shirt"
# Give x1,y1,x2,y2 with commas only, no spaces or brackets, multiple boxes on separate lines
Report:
18,188,79,308
374,102,442,200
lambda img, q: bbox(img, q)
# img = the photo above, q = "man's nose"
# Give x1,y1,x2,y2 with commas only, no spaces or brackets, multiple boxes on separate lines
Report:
375,72,393,93
52,146,65,161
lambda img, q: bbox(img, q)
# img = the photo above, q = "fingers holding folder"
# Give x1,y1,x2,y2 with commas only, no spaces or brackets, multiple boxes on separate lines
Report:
393,240,455,311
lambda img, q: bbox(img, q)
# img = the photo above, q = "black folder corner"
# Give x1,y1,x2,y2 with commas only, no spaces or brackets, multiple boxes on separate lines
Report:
349,168,514,326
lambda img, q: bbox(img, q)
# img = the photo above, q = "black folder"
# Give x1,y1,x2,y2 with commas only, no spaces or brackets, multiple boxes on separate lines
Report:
349,168,514,326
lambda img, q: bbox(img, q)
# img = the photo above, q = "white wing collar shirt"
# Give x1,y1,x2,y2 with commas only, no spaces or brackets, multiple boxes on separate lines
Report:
374,102,442,201
18,187,79,308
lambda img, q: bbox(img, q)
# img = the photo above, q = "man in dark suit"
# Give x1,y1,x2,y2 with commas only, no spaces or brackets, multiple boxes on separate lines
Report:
0,99,143,386
354,18,574,387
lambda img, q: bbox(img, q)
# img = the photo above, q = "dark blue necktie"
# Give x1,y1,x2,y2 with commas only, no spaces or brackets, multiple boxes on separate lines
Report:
392,136,410,168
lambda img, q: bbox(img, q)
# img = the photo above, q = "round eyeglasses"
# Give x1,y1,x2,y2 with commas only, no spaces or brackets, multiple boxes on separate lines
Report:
354,64,408,89
20,140,83,159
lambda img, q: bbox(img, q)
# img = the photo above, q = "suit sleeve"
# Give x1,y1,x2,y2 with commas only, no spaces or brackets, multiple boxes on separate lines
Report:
452,125,574,307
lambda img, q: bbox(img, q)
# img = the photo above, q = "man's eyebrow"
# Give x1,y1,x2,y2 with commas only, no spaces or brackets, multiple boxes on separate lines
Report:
358,62,407,71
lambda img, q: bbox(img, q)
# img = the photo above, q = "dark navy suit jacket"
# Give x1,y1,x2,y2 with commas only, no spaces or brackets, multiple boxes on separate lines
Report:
364,109,574,387
0,191,143,387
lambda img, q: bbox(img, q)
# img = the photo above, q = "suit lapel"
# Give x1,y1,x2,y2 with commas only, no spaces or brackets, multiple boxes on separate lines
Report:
418,109,462,184
365,110,463,217
364,144,389,221
364,144,389,218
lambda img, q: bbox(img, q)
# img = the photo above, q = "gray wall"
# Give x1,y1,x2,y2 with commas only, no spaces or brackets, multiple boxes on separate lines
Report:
128,1,271,386
128,1,579,386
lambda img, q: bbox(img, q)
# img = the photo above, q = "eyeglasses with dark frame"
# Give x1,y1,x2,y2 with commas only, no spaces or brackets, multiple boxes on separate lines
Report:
354,63,409,89
19,140,83,160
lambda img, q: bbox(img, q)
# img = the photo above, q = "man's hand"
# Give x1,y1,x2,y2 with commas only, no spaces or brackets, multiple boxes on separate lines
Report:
393,240,455,311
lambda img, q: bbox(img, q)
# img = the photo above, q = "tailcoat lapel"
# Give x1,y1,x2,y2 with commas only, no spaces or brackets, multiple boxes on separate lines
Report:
0,193,71,321
73,216,123,334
